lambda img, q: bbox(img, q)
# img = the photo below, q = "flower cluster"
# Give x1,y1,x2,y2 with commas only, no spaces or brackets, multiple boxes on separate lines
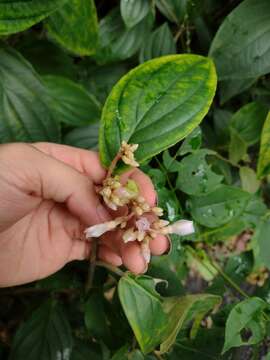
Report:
85,141,195,267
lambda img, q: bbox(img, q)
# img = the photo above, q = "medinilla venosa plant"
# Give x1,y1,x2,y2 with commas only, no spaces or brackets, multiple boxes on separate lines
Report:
80,54,221,355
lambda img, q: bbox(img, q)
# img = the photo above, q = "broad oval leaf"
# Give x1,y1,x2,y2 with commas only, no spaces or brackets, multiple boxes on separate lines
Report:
46,0,98,56
254,218,270,269
9,300,73,360
139,23,176,63
0,0,67,35
120,0,151,28
118,274,167,354
257,112,270,178
222,297,268,354
43,75,101,126
189,185,250,228
99,54,217,167
0,44,60,142
209,0,270,82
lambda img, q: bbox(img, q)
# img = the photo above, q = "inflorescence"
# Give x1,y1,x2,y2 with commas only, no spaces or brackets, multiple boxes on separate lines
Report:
85,141,195,268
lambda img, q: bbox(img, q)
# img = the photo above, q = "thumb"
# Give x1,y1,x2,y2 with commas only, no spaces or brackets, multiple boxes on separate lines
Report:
3,143,110,225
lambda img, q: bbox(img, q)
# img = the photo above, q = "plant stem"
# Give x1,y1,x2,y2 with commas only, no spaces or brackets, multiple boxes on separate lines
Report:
85,239,98,293
155,156,175,194
96,261,125,277
186,247,248,299
214,153,241,169
106,151,122,179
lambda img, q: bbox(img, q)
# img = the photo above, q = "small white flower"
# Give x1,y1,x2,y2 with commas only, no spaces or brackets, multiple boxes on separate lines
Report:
85,219,122,238
136,217,151,231
168,220,195,236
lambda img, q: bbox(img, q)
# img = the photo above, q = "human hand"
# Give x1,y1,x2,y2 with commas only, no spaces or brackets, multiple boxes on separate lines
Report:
0,143,168,287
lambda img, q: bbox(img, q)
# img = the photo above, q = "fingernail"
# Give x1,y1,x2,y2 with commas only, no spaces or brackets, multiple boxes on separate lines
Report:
97,204,111,222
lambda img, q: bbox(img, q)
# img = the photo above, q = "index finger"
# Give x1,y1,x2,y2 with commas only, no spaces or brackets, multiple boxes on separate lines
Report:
32,142,106,184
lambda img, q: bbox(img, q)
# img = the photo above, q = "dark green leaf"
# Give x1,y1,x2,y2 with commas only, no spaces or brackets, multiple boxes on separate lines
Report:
9,300,73,360
257,111,270,178
85,293,111,341
0,0,67,35
228,129,247,165
160,294,221,353
139,23,176,63
46,0,98,56
94,7,153,64
223,297,268,353
229,102,268,146
155,0,188,24
63,123,99,150
18,39,76,79
120,0,151,28
43,75,101,126
99,54,217,167
209,0,270,83
219,77,256,104
71,340,102,360
118,274,167,354
157,188,181,221
0,44,60,142
179,127,202,155
189,185,251,228
176,149,223,196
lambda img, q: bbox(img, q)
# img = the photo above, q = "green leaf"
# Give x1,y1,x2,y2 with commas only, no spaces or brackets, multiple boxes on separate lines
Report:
118,274,167,354
0,0,67,35
94,7,153,64
18,39,76,79
43,75,101,126
9,300,73,360
228,129,247,165
120,0,151,28
0,44,60,143
157,188,181,221
254,219,270,269
179,127,202,155
257,112,270,178
112,346,145,360
209,0,270,82
219,77,256,104
63,123,99,150
139,23,176,63
240,167,260,193
176,149,223,196
229,102,268,146
46,0,98,56
99,54,217,168
160,294,221,354
189,185,251,228
85,293,111,341
222,297,268,353
71,340,102,360
155,0,188,24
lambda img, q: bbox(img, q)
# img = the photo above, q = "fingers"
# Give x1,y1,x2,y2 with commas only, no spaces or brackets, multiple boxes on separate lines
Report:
98,245,123,267
32,142,106,184
121,242,146,274
149,234,170,255
2,143,110,225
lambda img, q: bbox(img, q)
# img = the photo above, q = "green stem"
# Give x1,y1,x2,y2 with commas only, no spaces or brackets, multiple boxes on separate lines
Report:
214,153,241,169
155,156,175,194
96,261,125,277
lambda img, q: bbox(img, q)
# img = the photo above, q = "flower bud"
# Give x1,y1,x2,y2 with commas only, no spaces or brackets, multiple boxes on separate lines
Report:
123,228,137,243
167,220,195,236
84,220,117,238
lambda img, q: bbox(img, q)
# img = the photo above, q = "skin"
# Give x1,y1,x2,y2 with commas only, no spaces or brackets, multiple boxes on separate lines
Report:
0,142,169,287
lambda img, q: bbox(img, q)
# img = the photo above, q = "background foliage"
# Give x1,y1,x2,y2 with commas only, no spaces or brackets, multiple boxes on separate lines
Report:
1,0,270,359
